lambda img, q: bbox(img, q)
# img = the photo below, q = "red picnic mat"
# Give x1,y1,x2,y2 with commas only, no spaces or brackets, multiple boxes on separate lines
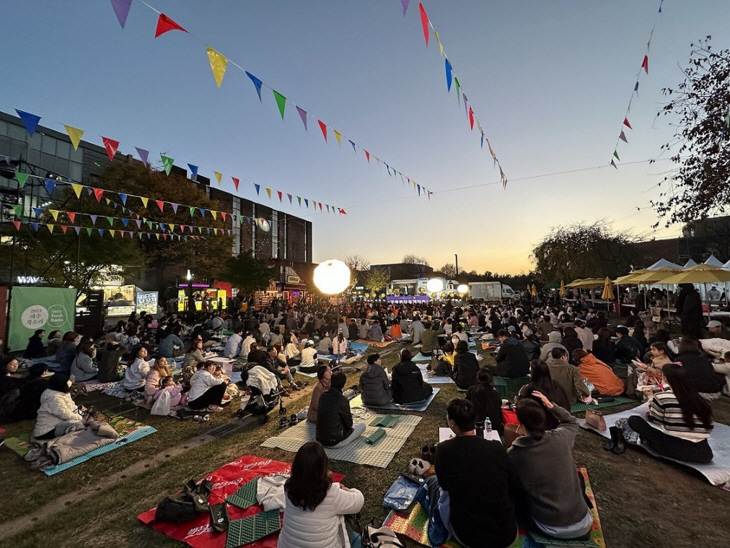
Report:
138,455,344,548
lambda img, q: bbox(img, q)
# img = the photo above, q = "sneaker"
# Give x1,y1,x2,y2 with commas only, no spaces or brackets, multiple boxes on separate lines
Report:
207,405,224,413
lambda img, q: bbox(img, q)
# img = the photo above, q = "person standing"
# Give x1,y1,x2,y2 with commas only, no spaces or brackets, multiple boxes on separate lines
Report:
676,283,703,338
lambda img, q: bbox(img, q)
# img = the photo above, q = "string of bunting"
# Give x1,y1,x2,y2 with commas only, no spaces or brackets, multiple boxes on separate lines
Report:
12,109,349,216
610,0,664,168
3,218,212,241
102,0,433,200
400,0,507,188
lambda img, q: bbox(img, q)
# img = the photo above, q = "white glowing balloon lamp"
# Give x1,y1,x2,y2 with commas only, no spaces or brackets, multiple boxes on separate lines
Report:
457,284,469,295
426,278,444,293
313,259,351,295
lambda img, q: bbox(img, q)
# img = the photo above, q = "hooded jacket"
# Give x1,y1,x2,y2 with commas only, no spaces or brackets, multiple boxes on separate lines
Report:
495,337,530,378
358,364,392,406
391,361,433,404
33,388,83,438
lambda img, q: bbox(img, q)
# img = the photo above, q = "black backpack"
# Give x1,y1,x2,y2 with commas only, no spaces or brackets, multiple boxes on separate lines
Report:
155,479,212,524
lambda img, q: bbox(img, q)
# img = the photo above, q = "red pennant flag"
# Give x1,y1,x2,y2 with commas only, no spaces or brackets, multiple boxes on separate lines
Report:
623,117,632,130
12,220,21,230
340,209,347,215
101,136,120,161
364,150,370,162
319,203,323,211
162,233,168,240
67,212,76,223
93,188,104,202
318,120,328,142
221,212,227,221
419,3,430,46
277,190,283,202
61,225,68,234
231,177,240,191
156,200,165,212
468,107,474,130
155,14,187,38
641,55,649,74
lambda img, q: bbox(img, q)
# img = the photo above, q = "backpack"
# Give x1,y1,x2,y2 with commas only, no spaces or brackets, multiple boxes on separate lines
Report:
154,479,212,524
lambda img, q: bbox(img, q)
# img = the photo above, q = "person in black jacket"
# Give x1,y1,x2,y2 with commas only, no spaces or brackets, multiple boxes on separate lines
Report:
493,330,530,378
391,349,433,404
316,370,365,447
348,319,359,342
96,341,126,383
23,329,46,359
466,367,504,436
676,337,724,394
452,340,479,389
676,283,703,338
6,362,51,421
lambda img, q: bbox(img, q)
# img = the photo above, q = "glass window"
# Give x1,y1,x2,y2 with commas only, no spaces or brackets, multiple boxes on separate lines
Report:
41,153,55,172
69,162,82,182
56,140,70,160
271,210,279,259
0,136,10,156
69,145,83,163
10,140,27,160
55,158,69,178
29,132,42,151
0,121,7,136
232,198,241,257
27,149,41,166
7,124,26,142
41,135,56,155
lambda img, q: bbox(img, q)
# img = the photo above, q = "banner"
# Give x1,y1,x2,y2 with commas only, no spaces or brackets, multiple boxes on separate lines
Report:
136,291,158,315
8,287,76,351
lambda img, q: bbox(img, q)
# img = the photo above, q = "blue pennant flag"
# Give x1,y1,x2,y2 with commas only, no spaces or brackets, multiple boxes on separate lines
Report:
44,178,56,195
31,222,39,232
246,72,263,101
118,193,128,205
16,109,41,137
33,207,43,218
121,218,129,227
187,164,198,179
445,58,453,92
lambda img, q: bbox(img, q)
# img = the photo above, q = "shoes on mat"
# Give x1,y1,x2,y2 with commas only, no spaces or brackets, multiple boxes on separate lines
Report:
207,405,223,413
408,458,430,476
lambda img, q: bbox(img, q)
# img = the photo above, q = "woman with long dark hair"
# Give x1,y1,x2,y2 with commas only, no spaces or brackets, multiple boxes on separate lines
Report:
466,366,504,436
591,327,616,364
278,441,364,548
622,363,714,463
675,336,724,395
517,361,571,429
451,340,479,389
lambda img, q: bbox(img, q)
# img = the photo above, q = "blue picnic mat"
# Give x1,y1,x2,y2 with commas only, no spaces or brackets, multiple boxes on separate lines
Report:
349,342,369,353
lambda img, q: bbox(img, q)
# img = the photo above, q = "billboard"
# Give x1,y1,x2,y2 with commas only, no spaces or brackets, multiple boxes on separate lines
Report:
136,291,158,315
8,287,76,351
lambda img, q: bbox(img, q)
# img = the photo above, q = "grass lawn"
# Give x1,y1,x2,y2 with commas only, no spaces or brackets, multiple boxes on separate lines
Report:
1,344,730,548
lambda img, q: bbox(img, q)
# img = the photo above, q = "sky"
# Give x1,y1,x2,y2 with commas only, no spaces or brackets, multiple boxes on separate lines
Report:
3,1,730,275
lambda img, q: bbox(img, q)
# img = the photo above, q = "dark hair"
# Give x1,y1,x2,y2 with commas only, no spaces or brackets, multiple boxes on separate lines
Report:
563,326,577,338
476,366,494,386
446,398,476,433
330,370,347,390
33,329,45,337
316,365,330,380
442,341,455,353
285,441,331,511
516,398,547,440
3,356,19,373
572,348,588,362
551,347,568,360
367,353,381,365
678,336,702,355
48,373,71,393
159,375,173,388
48,330,61,340
455,340,469,353
597,327,612,344
78,339,95,357
62,331,79,343
650,341,676,360
664,363,713,429
399,348,413,362
497,329,509,338
650,329,671,344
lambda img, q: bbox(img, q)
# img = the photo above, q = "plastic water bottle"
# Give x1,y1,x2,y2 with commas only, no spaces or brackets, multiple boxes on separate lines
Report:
484,417,492,435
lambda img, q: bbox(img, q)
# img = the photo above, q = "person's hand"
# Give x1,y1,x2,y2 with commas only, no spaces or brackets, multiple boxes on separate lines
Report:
632,359,646,369
532,391,554,410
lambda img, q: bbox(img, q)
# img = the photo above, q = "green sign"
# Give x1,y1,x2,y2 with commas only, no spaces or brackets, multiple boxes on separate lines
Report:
8,287,76,351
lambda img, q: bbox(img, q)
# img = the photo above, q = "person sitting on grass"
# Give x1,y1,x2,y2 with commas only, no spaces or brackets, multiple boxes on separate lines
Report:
517,361,571,430
417,398,518,548
181,338,205,386
24,329,46,359
451,340,479,390
263,346,300,392
572,349,625,396
508,391,593,541
153,376,188,408
391,348,433,404
187,361,230,412
145,357,172,403
96,340,126,383
466,366,504,437
359,353,392,407
278,441,365,548
545,348,590,404
494,329,530,378
33,374,85,440
122,345,151,391
299,340,319,373
70,339,98,382
307,365,332,423
316,370,366,448
46,330,62,357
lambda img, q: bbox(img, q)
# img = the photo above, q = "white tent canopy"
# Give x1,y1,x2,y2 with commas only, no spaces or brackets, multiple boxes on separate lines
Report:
684,259,698,268
704,254,724,267
723,260,730,271
647,258,683,270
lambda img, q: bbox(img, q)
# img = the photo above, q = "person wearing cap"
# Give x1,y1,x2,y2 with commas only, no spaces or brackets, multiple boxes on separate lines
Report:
359,353,392,406
299,340,319,373
520,328,541,361
706,320,730,341
615,326,643,364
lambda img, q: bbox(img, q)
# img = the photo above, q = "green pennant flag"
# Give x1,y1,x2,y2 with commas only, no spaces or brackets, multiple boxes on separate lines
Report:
297,196,301,206
273,90,287,120
613,150,620,161
138,232,143,239
189,206,195,217
454,78,461,104
198,226,203,233
16,172,29,188
146,221,153,229
86,228,93,237
160,155,174,175
106,216,114,226
12,204,22,217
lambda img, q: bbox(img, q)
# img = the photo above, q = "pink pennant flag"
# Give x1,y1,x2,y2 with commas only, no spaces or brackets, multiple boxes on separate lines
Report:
101,136,120,161
318,120,328,142
641,55,649,74
155,14,187,38
232,177,240,191
419,3,430,46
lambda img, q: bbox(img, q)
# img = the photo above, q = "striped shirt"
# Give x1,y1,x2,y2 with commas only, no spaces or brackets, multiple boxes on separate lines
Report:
649,391,713,441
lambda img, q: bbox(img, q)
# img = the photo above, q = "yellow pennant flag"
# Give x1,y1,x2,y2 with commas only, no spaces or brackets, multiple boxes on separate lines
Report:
155,233,160,240
211,211,217,220
265,187,272,199
49,210,60,221
141,197,149,208
333,130,342,147
47,224,54,233
71,184,83,199
214,171,222,185
207,47,228,87
169,224,175,232
435,31,443,57
63,125,84,150
413,181,417,190
109,230,116,238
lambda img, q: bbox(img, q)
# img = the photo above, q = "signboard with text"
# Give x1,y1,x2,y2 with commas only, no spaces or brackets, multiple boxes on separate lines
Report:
8,287,76,351
136,291,158,315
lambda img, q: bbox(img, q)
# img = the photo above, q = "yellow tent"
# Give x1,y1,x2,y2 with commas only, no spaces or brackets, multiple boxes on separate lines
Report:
559,280,566,296
569,278,606,288
531,284,538,296
601,277,615,300
628,266,682,284
658,264,730,285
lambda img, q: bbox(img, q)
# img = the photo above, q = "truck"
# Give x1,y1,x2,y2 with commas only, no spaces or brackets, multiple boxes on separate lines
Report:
469,282,518,302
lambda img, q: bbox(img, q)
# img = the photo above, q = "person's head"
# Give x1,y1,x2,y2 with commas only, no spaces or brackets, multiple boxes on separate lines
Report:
497,329,509,341
3,356,19,375
133,345,147,360
529,360,553,384
548,331,561,343
455,340,469,353
650,342,675,360
574,319,584,328
250,342,258,352
189,338,203,352
516,398,547,440
28,362,49,378
317,365,332,382
330,370,347,391
446,398,476,434
305,340,315,348
154,356,169,371
707,320,723,335
62,331,80,343
399,348,413,362
367,353,381,366
678,336,702,355
615,326,629,338
160,375,174,388
77,339,95,356
33,329,46,339
285,441,331,511
597,327,612,343
572,348,588,363
476,366,494,387
267,345,277,357
48,373,72,393
126,325,139,337
48,330,61,341
663,363,713,429
563,326,577,338
551,347,568,361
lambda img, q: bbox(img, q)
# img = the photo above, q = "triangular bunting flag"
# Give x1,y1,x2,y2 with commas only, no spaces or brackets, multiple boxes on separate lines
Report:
74,226,81,235
15,172,29,187
32,207,42,218
364,150,370,162
232,177,240,191
109,0,133,28
613,150,620,160
90,215,98,225
63,125,84,150
44,179,56,195
106,216,114,226
206,47,228,87
304,198,309,208
468,107,474,130
171,203,178,213
619,131,628,143
189,206,195,217
93,188,104,202
455,78,461,104
273,90,287,120
610,159,617,169
135,147,149,166
265,187,272,199
445,58,453,91
214,171,222,185
245,72,263,101
49,210,59,221
319,203,323,211
31,222,39,232
287,193,292,204
401,0,410,16
71,183,83,199
419,2,430,46
160,155,174,175
333,130,342,147
156,200,165,212
211,210,217,220
277,190,283,202
349,140,356,152
296,106,308,131
326,204,330,212
141,196,149,208
109,230,116,238
135,219,142,228
86,227,92,236
67,212,76,223
15,109,41,136
623,117,632,130
297,196,301,206
12,204,23,217
101,136,120,161
60,225,68,234
641,55,649,74
155,13,187,38
200,208,206,217
46,224,54,234
254,183,261,195
118,193,128,205
121,218,128,227
187,163,198,179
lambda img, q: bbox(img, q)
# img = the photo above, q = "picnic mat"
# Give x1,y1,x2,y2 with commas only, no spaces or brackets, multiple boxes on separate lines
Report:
416,363,455,385
350,389,440,413
138,455,345,548
570,396,636,414
3,415,156,476
383,468,605,548
580,402,730,486
355,339,395,348
412,350,478,363
260,413,421,468
350,342,369,353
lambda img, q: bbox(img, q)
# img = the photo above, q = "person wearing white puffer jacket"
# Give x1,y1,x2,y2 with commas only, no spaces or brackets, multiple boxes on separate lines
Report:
33,374,85,440
278,441,364,548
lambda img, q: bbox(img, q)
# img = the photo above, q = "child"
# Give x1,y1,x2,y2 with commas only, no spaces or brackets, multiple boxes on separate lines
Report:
154,376,188,407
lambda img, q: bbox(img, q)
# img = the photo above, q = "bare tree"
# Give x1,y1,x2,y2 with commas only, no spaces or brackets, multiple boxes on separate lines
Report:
344,254,370,273
402,254,429,266
438,263,457,279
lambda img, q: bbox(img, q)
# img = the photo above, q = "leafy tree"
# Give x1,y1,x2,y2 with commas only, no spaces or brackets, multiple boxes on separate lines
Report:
438,263,457,279
219,251,276,294
653,37,730,224
363,268,390,294
531,222,641,282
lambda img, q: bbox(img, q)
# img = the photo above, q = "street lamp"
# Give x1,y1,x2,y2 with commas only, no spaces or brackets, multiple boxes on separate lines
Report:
313,259,351,331
457,284,469,298
426,278,444,296
454,253,459,280
186,269,194,313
